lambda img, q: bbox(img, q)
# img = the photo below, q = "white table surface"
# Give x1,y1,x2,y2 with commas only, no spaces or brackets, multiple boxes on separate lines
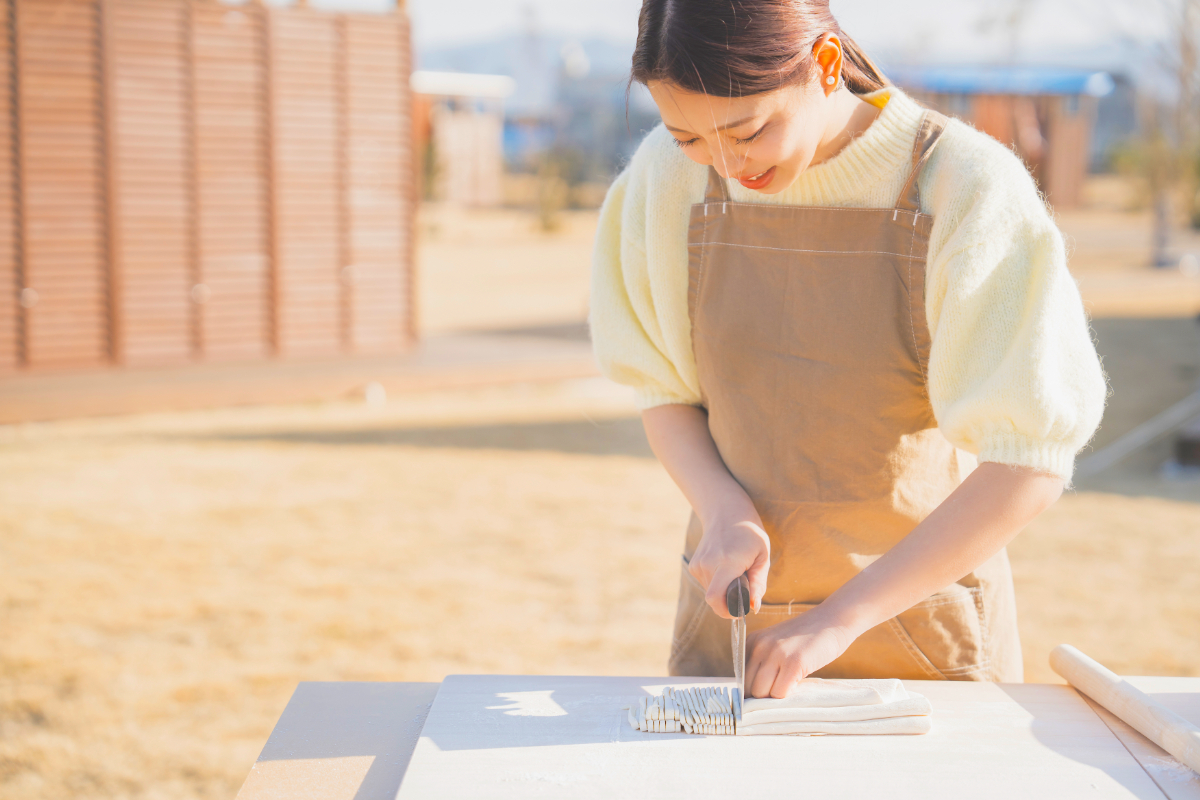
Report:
1084,677,1200,800
235,676,1200,800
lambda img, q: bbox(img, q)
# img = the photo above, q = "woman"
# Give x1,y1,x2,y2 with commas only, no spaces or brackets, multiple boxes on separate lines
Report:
590,0,1106,698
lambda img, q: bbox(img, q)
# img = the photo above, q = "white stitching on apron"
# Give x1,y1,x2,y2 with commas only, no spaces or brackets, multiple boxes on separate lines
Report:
905,216,925,377
886,618,948,680
698,241,926,260
692,205,711,354
701,201,921,214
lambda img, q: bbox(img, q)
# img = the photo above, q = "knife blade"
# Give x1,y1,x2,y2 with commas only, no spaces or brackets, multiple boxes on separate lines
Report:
726,573,750,720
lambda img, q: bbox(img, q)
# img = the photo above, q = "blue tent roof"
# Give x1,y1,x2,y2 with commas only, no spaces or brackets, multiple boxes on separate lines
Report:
888,66,1115,97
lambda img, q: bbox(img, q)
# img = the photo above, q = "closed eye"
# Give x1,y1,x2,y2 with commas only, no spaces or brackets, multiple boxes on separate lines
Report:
673,137,700,149
734,125,767,146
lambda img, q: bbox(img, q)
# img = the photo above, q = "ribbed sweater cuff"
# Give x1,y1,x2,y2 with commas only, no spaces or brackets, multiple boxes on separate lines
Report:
977,432,1077,482
634,389,700,411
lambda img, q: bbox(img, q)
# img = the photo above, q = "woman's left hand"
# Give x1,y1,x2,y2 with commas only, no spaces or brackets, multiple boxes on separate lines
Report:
744,607,856,698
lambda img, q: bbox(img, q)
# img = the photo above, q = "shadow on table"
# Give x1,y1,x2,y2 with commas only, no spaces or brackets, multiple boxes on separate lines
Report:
1141,692,1200,723
998,683,1165,799
416,675,690,753
255,681,439,800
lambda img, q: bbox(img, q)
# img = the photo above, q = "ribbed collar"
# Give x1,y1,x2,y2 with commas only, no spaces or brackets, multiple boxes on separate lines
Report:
724,87,926,207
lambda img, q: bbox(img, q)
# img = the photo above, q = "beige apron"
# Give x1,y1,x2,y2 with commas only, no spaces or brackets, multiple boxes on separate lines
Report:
669,111,1023,682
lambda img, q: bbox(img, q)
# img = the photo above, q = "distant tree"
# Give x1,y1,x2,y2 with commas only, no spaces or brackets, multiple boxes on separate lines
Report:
1105,0,1200,264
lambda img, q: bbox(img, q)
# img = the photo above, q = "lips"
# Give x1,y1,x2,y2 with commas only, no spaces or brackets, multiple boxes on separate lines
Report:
737,166,776,190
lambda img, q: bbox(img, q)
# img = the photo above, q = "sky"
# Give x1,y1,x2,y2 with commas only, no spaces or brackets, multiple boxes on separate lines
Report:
401,0,1171,71
291,0,1177,82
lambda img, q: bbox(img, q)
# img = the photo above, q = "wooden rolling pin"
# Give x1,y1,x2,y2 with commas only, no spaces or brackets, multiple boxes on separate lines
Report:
1050,644,1200,775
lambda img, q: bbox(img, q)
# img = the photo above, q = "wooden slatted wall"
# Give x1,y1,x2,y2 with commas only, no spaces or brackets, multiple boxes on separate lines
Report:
0,0,17,372
343,15,412,353
268,9,341,358
191,2,269,361
15,0,109,369
0,1,414,376
109,0,192,365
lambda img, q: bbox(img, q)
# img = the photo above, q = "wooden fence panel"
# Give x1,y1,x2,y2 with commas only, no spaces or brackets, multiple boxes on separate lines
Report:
269,9,341,357
191,1,269,361
343,15,411,352
0,0,18,372
109,0,192,366
0,2,414,377
15,0,109,368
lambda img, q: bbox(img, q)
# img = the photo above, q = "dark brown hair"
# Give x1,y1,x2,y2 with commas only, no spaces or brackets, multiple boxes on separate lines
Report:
631,0,888,97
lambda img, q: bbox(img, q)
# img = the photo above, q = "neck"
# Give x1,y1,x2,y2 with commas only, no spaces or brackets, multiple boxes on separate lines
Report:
811,88,884,167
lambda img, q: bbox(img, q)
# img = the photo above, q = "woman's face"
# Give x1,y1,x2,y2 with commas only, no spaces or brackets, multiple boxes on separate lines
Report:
648,79,830,194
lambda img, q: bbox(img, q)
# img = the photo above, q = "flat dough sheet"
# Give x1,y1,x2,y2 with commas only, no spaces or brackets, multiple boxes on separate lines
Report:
741,679,932,736
737,715,932,736
740,696,932,725
741,678,911,711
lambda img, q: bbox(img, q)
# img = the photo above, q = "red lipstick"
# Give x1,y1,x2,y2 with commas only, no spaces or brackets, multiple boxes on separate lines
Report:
737,166,776,190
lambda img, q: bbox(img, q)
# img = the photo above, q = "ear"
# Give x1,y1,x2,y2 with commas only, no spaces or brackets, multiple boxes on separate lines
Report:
811,33,844,97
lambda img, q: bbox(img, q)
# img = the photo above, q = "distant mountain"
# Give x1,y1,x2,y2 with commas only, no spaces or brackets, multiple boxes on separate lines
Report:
417,29,1154,177
417,34,644,117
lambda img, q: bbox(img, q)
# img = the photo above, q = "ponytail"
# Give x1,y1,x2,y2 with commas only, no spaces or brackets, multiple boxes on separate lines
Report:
838,32,888,95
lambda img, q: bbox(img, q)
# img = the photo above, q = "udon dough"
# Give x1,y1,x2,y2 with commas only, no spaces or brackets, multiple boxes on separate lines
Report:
743,678,911,710
626,679,932,736
740,696,932,725
737,715,932,736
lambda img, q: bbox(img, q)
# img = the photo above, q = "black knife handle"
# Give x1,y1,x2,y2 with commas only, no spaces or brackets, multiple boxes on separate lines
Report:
726,573,750,617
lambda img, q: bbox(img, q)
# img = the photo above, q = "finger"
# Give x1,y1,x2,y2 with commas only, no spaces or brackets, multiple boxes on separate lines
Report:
749,652,780,699
703,566,742,620
686,557,712,592
744,636,764,696
770,654,806,699
745,550,770,613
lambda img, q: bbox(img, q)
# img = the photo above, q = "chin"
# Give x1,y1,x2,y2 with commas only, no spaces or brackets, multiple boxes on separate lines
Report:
752,172,793,194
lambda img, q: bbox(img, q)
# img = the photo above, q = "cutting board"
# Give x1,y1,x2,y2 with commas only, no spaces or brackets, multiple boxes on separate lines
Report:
394,675,1168,799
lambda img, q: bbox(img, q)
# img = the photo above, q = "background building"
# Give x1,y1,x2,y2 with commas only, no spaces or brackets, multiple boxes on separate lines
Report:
892,66,1118,208
412,70,515,207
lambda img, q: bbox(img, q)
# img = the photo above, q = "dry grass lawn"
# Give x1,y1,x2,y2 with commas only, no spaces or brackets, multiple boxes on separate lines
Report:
4,182,1200,798
2,379,1199,799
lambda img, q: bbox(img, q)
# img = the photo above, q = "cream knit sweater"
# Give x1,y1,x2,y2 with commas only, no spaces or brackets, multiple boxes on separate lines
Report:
589,87,1106,481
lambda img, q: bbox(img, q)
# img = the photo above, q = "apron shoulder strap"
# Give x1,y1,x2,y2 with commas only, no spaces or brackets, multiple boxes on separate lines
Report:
704,166,730,204
894,109,949,213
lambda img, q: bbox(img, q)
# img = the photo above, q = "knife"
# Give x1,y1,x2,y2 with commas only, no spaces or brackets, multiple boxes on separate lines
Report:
726,573,750,721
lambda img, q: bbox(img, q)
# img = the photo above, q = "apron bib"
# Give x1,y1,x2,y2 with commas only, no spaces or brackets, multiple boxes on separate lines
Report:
669,110,1023,682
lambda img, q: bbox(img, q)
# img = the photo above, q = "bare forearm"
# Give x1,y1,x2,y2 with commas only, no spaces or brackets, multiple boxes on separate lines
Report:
640,404,754,524
820,462,1064,639
642,404,772,614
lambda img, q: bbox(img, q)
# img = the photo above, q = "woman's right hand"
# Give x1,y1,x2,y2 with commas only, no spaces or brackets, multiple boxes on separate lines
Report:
687,499,771,619
639,404,771,619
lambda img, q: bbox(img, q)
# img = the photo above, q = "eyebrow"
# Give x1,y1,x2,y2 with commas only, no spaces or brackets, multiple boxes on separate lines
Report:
664,115,759,136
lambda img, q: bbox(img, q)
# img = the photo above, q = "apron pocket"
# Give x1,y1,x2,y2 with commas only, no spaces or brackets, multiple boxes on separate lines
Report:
894,584,989,679
669,556,716,669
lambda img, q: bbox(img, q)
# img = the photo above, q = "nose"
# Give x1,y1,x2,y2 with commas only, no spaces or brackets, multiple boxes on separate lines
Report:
707,147,743,180
708,156,735,179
